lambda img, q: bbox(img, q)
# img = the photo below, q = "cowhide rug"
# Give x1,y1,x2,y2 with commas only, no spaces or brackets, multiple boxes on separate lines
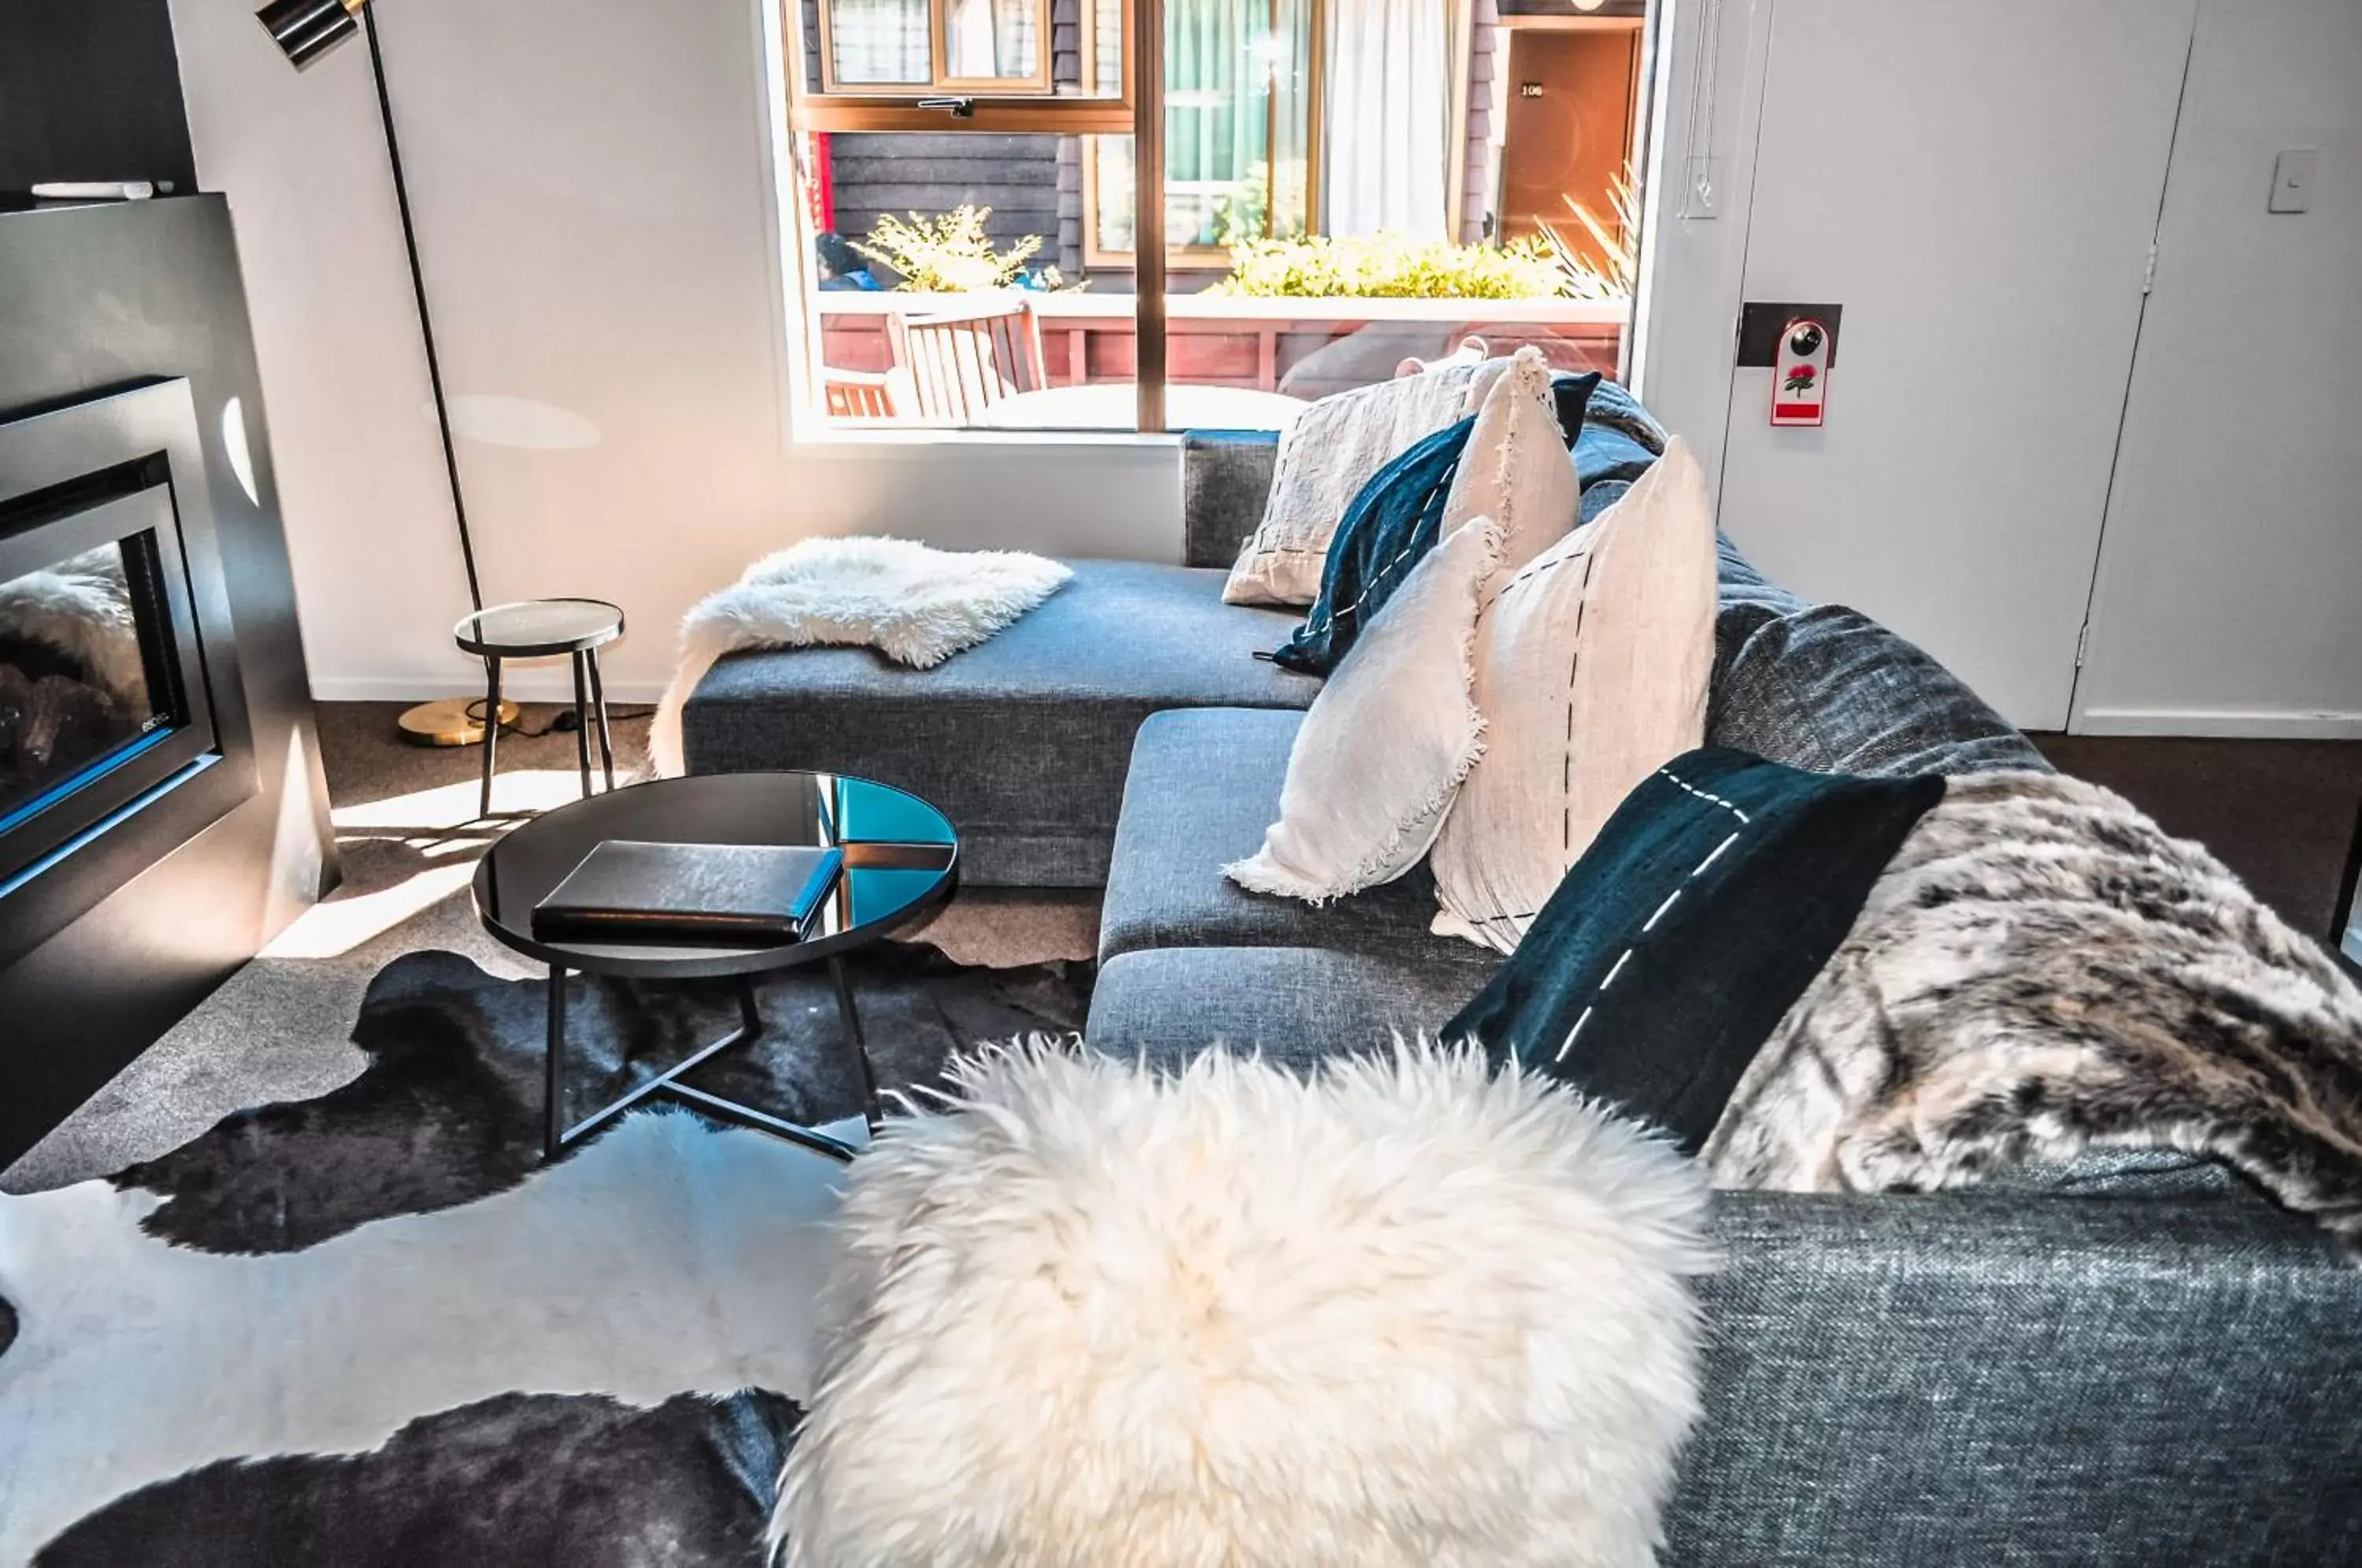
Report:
0,942,1090,1566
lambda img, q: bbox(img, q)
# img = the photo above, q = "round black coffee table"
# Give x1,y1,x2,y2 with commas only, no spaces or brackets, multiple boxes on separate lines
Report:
472,771,959,1163
454,598,626,819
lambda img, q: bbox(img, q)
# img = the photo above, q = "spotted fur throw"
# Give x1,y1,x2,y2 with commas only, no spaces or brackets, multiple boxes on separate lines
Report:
1705,771,2362,1246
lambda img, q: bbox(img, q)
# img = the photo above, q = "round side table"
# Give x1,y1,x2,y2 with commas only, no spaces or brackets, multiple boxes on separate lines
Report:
454,598,624,818
471,770,961,1162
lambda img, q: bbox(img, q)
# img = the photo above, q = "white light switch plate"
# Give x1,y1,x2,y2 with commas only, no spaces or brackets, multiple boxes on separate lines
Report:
2269,147,2319,213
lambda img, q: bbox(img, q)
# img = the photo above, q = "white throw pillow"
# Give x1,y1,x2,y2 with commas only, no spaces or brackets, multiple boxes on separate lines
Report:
1225,516,1501,902
1441,346,1579,602
1222,362,1477,608
1432,438,1720,953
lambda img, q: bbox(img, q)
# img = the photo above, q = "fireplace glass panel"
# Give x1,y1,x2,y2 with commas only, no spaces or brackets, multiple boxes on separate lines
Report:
0,533,187,834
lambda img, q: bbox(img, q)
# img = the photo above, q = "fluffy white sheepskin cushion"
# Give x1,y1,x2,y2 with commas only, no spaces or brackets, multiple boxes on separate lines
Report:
649,536,1071,775
1224,515,1500,902
1433,438,1719,953
776,1041,1715,1568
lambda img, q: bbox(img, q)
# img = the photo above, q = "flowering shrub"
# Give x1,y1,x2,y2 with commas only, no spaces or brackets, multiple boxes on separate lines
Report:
1208,231,1564,301
856,206,1060,293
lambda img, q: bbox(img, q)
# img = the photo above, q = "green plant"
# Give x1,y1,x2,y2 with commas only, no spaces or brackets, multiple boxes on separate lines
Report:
1208,231,1564,300
1537,169,1640,302
855,205,1053,293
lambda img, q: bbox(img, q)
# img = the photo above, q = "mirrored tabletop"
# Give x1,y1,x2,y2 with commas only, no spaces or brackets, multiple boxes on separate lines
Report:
473,771,959,978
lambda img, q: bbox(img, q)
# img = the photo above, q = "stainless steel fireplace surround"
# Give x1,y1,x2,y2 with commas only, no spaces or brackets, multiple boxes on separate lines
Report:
0,194,338,1166
0,379,257,971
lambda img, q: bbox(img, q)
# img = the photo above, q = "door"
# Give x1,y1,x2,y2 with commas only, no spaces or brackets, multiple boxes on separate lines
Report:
2071,0,2362,738
1712,0,2196,728
1496,23,1642,249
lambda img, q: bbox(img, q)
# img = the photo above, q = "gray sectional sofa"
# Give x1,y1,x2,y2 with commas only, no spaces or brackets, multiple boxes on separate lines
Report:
682,427,2362,1564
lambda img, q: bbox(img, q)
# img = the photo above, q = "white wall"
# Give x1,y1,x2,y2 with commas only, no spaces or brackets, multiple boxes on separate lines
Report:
168,0,1181,704
2072,0,2362,738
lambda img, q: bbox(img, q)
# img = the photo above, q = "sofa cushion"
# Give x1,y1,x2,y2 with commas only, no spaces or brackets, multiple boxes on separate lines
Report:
1224,518,1495,903
1182,433,1280,568
683,560,1318,888
1101,708,1503,988
1443,748,1946,1152
1222,360,1477,607
1088,946,1494,1072
1709,603,2051,778
1434,438,1720,953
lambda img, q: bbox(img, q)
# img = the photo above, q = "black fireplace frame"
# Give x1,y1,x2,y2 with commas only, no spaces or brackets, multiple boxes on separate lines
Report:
0,379,257,971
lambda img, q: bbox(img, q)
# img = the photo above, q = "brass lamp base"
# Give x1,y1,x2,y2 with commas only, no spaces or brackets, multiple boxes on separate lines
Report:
397,696,520,748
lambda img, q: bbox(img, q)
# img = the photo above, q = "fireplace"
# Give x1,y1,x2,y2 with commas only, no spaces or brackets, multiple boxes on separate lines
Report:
0,378,257,972
0,464,222,883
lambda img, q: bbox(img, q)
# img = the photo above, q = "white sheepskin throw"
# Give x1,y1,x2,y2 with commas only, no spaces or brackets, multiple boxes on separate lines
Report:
649,536,1071,775
776,1041,1715,1568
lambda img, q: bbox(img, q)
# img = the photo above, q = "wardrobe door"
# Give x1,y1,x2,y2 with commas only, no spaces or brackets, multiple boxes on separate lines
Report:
1712,0,2194,729
2072,0,2362,738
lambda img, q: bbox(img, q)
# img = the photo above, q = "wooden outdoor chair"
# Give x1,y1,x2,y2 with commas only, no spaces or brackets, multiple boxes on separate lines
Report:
884,298,1049,425
824,369,901,423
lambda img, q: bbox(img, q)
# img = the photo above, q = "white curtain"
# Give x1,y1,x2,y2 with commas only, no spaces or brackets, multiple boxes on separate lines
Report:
831,0,931,85
1321,0,1452,239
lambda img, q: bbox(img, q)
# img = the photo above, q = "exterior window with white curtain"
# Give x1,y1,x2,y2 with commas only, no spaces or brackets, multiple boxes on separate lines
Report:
783,0,1644,435
1320,0,1451,238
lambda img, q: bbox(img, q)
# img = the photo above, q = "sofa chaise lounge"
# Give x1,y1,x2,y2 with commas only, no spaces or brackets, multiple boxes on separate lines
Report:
679,416,2362,1564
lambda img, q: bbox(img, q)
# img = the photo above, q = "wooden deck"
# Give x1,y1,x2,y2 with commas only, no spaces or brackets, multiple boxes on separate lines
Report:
816,292,1628,401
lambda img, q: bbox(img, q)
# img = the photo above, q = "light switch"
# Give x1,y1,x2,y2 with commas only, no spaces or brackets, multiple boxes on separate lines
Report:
2269,147,2319,214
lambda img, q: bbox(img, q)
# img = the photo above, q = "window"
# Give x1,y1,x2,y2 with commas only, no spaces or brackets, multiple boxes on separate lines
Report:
820,0,1046,93
795,0,1134,129
783,0,1646,435
1092,0,1468,261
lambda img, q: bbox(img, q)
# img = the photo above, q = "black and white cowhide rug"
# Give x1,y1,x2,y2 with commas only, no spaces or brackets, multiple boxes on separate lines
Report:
0,943,1089,1566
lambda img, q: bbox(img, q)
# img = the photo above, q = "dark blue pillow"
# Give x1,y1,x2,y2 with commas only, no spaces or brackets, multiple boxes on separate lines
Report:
1272,370,1601,676
1443,747,1945,1152
1268,418,1472,675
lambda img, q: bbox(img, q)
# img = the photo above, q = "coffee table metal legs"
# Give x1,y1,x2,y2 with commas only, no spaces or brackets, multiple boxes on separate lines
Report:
830,954,885,1129
542,962,879,1163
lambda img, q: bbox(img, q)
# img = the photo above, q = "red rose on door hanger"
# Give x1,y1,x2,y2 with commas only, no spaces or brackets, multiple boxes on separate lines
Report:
1783,365,1817,394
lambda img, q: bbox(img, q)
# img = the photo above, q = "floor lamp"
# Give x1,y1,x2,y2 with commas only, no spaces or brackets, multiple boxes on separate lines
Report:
255,0,513,747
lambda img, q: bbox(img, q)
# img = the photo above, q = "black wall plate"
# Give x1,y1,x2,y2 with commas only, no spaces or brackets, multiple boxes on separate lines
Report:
1737,302,1843,368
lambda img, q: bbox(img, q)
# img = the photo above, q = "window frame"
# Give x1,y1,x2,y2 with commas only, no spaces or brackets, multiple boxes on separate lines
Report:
795,0,1138,133
815,0,1053,97
1079,0,1327,271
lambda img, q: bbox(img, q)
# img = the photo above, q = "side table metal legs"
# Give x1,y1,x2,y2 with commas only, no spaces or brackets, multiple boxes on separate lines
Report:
478,655,503,819
542,961,879,1163
477,648,616,819
568,653,593,797
567,649,616,798
584,648,615,790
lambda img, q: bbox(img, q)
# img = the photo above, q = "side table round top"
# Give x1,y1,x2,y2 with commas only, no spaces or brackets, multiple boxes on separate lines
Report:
455,597,625,658
472,771,959,980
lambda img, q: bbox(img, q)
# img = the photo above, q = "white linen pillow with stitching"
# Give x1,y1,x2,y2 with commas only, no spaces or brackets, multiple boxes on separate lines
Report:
1431,438,1719,954
1221,362,1477,608
1440,347,1579,604
1225,516,1501,903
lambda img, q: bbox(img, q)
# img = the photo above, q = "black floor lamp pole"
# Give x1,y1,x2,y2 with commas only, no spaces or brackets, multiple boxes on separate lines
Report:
361,4,483,616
